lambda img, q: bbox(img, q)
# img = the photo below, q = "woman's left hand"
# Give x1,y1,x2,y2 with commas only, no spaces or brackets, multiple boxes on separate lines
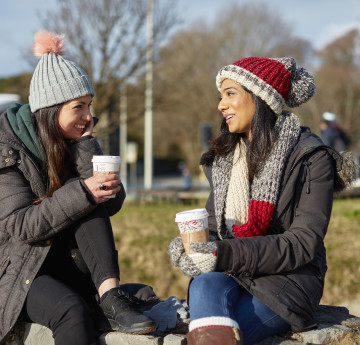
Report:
187,242,218,275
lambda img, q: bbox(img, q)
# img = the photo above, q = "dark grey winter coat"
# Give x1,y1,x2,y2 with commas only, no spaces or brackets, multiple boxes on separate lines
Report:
201,127,342,331
0,110,126,343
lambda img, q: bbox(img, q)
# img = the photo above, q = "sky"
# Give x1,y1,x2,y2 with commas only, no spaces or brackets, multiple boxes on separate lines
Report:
0,0,360,78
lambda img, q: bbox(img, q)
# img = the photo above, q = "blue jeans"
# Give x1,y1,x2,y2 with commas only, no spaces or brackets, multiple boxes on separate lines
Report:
188,272,291,345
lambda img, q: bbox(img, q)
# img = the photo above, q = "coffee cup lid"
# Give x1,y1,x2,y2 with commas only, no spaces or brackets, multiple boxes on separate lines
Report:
175,208,209,222
92,155,121,164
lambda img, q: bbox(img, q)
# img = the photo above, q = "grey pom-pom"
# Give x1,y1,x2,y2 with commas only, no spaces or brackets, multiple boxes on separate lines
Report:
286,67,316,108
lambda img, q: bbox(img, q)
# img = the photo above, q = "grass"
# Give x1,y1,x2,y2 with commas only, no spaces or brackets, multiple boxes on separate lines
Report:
111,201,193,300
321,198,360,305
110,197,360,305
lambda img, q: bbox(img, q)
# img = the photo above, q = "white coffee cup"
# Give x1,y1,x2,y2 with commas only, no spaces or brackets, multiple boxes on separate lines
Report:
92,155,121,198
175,208,209,254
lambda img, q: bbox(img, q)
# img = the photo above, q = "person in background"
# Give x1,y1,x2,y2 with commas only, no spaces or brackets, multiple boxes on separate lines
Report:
0,30,155,345
181,168,193,191
168,57,355,345
320,111,350,152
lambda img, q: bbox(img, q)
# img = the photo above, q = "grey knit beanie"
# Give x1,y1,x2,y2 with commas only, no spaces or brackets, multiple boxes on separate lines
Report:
29,29,94,113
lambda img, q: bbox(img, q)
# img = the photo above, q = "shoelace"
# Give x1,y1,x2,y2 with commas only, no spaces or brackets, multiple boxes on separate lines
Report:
116,289,141,305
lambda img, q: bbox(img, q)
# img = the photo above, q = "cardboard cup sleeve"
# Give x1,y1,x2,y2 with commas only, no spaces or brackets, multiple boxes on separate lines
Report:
175,213,209,254
180,228,209,254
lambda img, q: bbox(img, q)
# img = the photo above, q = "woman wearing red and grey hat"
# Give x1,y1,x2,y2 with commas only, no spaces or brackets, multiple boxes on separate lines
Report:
168,57,356,344
0,30,156,345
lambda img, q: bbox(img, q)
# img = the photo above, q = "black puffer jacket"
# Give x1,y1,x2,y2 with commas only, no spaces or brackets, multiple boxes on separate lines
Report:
0,109,126,343
201,127,342,331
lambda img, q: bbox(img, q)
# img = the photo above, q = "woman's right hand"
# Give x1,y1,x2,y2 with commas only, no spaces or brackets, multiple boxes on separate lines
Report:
168,236,204,277
83,174,121,204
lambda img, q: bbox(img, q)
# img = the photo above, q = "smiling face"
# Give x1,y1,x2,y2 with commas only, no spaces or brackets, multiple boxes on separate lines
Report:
57,95,93,140
218,79,255,139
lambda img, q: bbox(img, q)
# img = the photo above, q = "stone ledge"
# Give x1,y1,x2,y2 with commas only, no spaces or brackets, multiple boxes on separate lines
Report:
4,305,360,345
257,305,360,345
4,323,187,345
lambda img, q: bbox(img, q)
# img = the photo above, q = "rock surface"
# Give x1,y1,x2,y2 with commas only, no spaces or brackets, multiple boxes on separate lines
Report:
4,305,360,345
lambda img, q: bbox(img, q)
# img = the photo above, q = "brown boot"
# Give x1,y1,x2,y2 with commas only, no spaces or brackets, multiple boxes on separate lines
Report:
187,326,243,345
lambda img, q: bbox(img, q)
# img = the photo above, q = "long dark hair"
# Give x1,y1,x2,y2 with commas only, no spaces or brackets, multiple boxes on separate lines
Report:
202,88,277,180
33,105,74,203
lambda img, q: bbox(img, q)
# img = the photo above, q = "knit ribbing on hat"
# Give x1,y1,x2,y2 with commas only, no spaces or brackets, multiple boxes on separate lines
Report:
216,57,315,115
232,112,300,238
29,53,94,112
236,58,291,99
216,64,285,115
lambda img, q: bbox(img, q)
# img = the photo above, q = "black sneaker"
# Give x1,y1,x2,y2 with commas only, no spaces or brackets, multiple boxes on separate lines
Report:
121,291,161,313
99,287,156,334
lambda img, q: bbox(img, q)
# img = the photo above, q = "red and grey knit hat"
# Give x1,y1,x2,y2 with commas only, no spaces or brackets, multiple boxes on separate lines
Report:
216,57,315,115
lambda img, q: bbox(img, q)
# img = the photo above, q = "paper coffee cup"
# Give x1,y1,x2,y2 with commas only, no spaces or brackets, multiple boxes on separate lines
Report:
92,155,121,198
175,208,209,254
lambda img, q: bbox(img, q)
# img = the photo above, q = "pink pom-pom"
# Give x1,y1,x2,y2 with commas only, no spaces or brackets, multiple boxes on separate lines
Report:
32,29,65,57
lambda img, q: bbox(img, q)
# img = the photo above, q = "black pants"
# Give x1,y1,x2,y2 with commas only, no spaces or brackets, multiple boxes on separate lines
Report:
25,205,120,345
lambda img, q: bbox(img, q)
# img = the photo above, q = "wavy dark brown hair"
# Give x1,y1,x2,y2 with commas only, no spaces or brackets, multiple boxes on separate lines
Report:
201,88,277,180
33,105,75,203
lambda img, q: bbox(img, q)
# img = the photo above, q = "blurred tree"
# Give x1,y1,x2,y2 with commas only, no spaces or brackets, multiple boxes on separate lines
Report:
272,38,314,68
136,4,314,175
0,74,32,104
309,29,360,149
36,0,177,140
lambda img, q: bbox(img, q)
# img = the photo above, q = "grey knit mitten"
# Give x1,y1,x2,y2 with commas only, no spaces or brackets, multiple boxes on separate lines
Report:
168,238,217,278
189,242,217,275
168,236,200,277
178,254,202,277
168,236,185,267
190,241,218,254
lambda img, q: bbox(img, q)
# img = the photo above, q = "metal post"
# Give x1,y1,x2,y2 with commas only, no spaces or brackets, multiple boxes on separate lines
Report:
119,83,127,191
144,0,154,190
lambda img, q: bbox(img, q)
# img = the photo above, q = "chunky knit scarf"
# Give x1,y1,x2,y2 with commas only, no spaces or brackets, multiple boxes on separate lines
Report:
213,112,301,239
225,140,249,231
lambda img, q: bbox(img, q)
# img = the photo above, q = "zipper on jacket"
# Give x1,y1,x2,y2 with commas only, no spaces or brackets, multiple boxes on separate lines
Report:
303,161,312,194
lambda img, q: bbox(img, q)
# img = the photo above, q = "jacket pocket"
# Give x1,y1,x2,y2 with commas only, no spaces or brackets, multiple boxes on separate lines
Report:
287,269,323,307
0,256,10,279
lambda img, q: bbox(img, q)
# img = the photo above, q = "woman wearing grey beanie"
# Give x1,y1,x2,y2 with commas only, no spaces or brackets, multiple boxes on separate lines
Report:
0,30,155,345
168,57,356,344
